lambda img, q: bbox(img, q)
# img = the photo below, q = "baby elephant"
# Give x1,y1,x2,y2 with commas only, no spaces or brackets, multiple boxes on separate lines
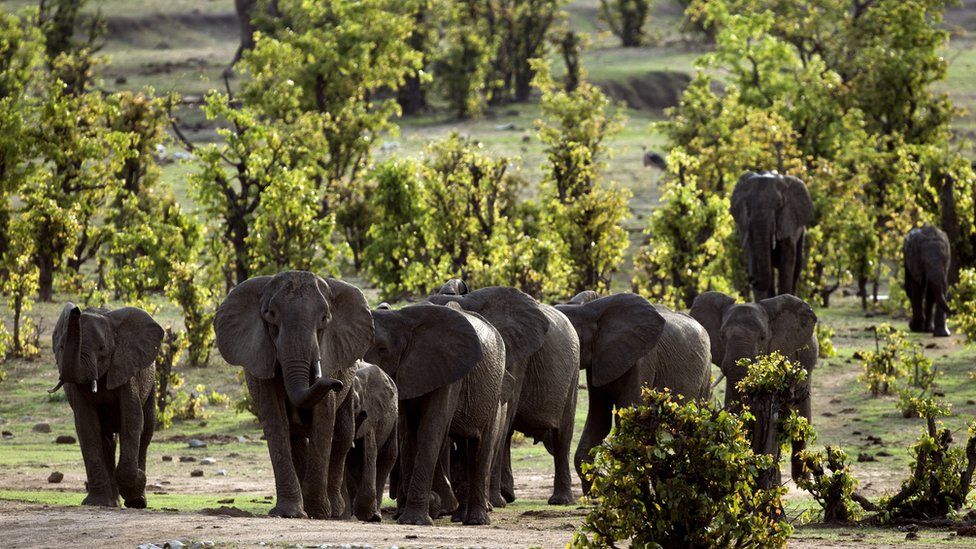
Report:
344,362,398,522
49,303,164,508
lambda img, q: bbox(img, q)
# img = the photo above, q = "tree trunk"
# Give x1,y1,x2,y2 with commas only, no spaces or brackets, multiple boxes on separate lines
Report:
37,253,54,302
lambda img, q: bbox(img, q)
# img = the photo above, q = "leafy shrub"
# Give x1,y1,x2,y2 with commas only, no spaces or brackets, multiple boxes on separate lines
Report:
155,327,185,430
882,399,976,521
816,323,836,358
858,324,908,396
950,268,976,344
234,370,259,421
165,261,216,368
796,446,863,523
572,388,791,548
599,0,653,47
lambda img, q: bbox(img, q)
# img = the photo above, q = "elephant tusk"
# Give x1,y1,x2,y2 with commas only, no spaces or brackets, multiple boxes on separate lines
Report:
91,379,98,393
47,379,64,394
711,372,726,390
313,359,322,381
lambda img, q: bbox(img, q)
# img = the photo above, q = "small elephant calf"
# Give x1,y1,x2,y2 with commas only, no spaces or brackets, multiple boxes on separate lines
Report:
50,303,164,508
343,362,398,522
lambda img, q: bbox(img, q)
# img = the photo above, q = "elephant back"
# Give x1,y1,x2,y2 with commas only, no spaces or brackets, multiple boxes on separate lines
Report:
644,309,712,400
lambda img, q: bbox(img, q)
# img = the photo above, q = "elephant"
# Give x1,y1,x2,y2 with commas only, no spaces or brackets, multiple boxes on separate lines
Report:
689,291,817,480
343,362,398,522
437,278,469,296
904,225,951,337
555,292,711,494
213,271,374,519
49,303,164,509
731,171,815,301
429,284,580,507
365,303,505,526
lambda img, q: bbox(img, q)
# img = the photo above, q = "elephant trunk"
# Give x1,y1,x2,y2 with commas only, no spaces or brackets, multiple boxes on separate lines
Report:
282,357,344,409
721,342,758,411
748,220,775,300
60,310,88,385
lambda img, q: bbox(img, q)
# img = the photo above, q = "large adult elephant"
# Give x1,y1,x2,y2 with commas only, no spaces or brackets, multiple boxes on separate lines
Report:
731,171,815,301
366,303,504,526
904,225,952,337
556,292,711,494
213,271,373,519
429,284,580,506
49,303,164,509
689,291,817,480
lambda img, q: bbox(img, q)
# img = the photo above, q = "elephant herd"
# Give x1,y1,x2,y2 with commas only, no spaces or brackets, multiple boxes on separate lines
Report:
46,170,954,527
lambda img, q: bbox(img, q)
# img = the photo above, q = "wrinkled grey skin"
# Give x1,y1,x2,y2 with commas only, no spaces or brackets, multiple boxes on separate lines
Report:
365,304,504,526
904,225,952,337
51,303,163,509
689,291,817,480
429,284,580,507
731,171,815,301
343,362,398,522
437,278,469,296
213,271,373,519
556,292,711,494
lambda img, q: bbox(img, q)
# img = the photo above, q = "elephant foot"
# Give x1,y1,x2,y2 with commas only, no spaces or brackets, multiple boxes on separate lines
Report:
500,485,516,504
117,469,147,503
358,512,381,523
909,319,926,333
489,491,507,509
547,491,575,505
397,508,433,526
270,500,309,519
124,496,147,509
82,493,118,508
451,503,466,523
462,505,490,526
934,326,951,338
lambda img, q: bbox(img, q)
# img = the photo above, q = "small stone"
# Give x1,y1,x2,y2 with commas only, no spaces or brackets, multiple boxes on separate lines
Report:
47,471,64,483
179,456,197,463
236,436,248,443
162,455,173,462
200,457,216,465
906,532,919,540
215,469,227,476
188,439,207,449
857,453,876,462
2,430,13,439
190,469,204,477
217,498,234,504
33,423,51,433
190,542,215,549
55,435,76,444
968,399,976,405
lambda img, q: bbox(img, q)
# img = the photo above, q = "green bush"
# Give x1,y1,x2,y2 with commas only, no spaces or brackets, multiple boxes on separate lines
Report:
858,324,908,396
165,261,216,368
816,323,836,358
796,446,863,523
950,267,976,344
572,388,791,548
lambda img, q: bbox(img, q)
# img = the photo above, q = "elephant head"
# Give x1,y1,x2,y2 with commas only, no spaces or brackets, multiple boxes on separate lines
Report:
731,172,814,298
365,304,483,401
555,293,666,387
428,285,549,370
213,271,373,409
50,304,164,394
689,291,816,408
437,279,469,296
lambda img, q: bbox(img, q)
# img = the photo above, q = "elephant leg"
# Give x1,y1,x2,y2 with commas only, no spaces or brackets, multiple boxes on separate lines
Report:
303,391,336,519
353,432,380,522
792,232,806,294
463,431,494,525
375,433,398,521
72,397,117,507
906,270,925,332
341,445,358,521
326,394,355,518
549,383,578,505
399,394,453,526
489,428,509,508
290,432,308,487
499,430,516,504
450,439,469,523
247,374,306,518
116,385,147,508
138,393,154,475
101,431,120,504
924,281,937,333
777,237,797,297
934,298,950,337
433,440,458,518
575,387,613,496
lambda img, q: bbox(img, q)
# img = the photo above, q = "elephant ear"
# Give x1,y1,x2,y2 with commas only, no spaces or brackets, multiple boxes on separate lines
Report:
730,171,759,233
214,276,276,379
318,277,374,372
553,303,594,350
760,294,817,356
776,175,814,239
689,291,737,367
450,287,549,367
391,304,483,400
587,294,666,388
105,307,165,390
52,303,81,380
